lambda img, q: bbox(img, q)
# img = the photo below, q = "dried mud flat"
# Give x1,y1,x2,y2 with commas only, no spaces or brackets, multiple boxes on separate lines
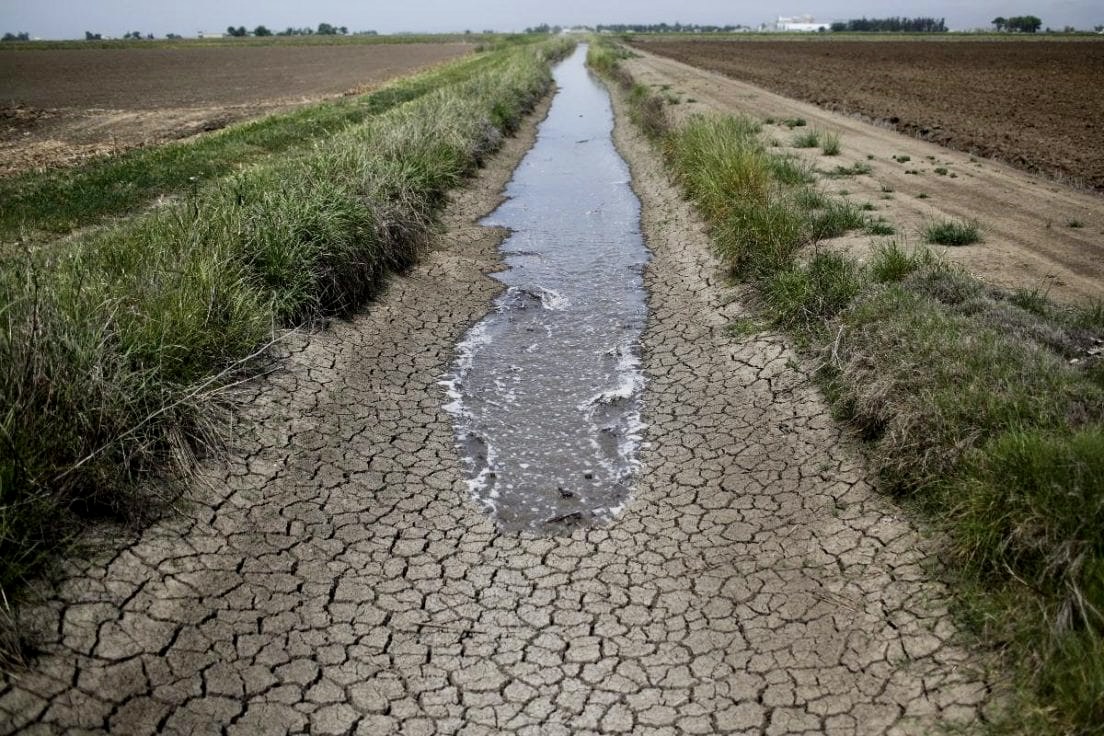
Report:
624,48,1104,303
635,38,1104,191
0,43,470,174
0,81,998,734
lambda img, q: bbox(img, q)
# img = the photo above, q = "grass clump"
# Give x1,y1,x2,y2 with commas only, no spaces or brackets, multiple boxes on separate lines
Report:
925,218,982,246
0,38,571,633
820,132,841,156
865,220,896,236
869,241,937,283
792,129,821,148
807,199,867,241
825,162,872,178
765,251,864,329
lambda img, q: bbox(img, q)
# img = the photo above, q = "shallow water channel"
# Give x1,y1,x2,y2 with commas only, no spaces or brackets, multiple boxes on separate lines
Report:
443,45,650,533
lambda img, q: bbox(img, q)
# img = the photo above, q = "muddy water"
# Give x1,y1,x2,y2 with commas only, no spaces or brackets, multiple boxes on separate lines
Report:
443,45,650,533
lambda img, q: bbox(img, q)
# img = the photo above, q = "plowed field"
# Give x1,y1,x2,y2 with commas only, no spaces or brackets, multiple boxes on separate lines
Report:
633,38,1104,190
0,42,469,173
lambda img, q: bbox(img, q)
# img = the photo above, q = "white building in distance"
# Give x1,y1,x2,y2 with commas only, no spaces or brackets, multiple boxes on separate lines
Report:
770,15,830,32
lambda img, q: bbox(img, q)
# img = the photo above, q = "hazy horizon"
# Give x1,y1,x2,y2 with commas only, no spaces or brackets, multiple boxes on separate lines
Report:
1,0,1100,39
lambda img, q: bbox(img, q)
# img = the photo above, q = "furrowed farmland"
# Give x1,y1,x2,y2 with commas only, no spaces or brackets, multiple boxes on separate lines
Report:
0,41,470,174
2,28,1103,736
633,37,1104,190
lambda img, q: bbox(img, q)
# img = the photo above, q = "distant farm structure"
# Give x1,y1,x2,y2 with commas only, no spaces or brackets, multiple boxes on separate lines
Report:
769,15,830,32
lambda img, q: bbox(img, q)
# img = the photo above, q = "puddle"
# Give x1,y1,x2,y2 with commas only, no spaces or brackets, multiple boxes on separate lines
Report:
442,44,650,533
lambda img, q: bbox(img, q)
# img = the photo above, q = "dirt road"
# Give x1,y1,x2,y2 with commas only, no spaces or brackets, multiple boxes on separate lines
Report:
634,38,1104,190
626,49,1104,303
0,74,995,734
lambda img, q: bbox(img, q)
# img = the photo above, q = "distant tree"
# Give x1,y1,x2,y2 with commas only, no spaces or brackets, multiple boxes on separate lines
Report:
317,22,337,35
2,31,30,41
1007,15,1043,33
992,16,1007,31
1095,24,1104,32
146,33,154,39
122,31,142,39
84,30,102,40
253,25,272,36
166,33,181,39
593,22,744,33
226,25,248,37
831,17,946,33
339,26,348,34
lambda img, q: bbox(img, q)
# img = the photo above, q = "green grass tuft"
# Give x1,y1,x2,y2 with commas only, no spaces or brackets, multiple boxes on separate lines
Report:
865,220,896,236
808,200,867,240
765,252,864,329
820,132,841,156
925,218,982,246
792,129,821,148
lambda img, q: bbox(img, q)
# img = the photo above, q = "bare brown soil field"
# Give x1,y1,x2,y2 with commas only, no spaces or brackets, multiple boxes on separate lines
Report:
633,38,1104,190
0,42,470,173
622,49,1104,302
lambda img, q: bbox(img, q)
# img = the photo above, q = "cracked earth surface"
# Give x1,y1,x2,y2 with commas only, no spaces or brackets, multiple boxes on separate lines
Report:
1,77,996,734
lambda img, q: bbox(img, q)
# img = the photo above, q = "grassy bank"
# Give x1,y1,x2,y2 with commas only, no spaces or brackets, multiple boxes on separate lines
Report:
0,47,535,242
0,38,574,651
589,39,1104,735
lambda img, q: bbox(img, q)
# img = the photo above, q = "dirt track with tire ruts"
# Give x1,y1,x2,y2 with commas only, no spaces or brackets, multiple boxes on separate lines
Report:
634,38,1104,190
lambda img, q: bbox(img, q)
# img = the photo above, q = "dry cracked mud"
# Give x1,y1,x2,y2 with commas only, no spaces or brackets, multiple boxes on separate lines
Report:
0,79,997,735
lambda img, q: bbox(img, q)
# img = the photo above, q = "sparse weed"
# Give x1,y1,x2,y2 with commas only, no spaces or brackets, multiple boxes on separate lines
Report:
725,317,764,337
865,220,896,236
869,240,936,282
925,218,982,246
824,162,872,178
792,129,821,148
820,132,841,156
808,200,867,240
765,251,864,328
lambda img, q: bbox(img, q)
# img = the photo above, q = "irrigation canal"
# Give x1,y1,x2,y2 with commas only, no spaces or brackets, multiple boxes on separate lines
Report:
444,44,650,532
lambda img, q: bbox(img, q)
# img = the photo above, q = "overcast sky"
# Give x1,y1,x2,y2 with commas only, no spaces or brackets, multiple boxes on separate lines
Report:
1,0,1100,38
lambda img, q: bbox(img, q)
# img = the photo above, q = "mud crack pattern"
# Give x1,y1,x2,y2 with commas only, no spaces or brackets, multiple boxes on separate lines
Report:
0,91,996,734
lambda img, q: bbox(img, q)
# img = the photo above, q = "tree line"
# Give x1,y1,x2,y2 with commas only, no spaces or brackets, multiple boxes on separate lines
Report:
829,17,946,32
594,23,746,33
991,16,1043,32
524,22,747,34
229,23,354,37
